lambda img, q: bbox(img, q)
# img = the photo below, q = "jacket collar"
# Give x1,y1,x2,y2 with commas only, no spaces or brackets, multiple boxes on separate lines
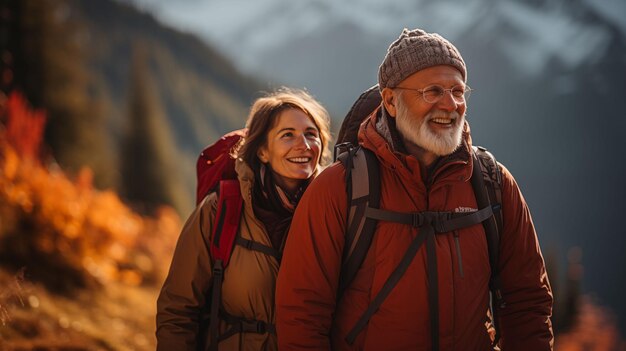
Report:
374,106,408,154
235,157,318,215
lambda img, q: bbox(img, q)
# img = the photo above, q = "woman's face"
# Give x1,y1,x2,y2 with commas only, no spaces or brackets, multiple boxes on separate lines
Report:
258,108,322,193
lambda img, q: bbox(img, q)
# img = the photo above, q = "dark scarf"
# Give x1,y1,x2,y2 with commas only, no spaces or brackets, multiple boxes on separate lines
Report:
251,164,308,250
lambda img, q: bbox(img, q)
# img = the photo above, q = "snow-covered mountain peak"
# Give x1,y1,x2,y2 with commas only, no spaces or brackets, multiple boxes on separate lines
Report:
125,0,620,77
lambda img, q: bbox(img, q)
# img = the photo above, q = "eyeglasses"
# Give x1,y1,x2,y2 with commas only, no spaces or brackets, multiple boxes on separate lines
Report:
394,85,472,104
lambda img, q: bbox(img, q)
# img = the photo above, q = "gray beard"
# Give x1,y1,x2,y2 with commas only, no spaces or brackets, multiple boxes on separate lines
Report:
395,98,465,157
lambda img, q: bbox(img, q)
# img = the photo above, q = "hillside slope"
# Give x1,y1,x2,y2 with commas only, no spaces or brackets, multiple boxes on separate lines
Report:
72,0,263,212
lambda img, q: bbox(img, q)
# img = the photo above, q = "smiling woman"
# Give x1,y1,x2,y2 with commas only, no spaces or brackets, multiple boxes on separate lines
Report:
156,88,331,351
257,108,322,195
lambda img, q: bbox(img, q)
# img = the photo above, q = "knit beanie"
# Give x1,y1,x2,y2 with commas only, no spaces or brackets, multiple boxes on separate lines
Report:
378,28,466,90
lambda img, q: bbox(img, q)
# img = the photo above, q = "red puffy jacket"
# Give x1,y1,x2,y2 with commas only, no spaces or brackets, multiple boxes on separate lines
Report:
276,109,553,350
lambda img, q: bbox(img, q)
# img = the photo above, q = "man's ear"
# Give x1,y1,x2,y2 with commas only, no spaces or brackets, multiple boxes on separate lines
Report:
381,87,397,118
257,146,269,164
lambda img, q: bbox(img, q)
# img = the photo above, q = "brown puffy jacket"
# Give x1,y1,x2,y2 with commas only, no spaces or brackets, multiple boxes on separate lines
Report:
276,109,553,351
157,160,279,351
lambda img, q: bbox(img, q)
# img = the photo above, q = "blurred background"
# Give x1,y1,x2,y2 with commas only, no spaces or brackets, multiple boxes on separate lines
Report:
0,0,625,349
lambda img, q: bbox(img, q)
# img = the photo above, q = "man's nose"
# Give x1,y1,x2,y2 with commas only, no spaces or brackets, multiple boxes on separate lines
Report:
436,91,458,112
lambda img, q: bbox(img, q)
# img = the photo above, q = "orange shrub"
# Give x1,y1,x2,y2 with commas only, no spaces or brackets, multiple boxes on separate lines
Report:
0,136,181,289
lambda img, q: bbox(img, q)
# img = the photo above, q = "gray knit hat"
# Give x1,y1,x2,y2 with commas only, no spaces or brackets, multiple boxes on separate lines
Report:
378,28,466,90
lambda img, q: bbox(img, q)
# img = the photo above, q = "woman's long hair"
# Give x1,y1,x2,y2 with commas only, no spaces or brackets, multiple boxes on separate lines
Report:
236,87,331,175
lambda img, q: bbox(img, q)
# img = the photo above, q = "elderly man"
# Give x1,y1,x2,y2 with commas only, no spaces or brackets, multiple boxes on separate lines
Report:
276,28,553,350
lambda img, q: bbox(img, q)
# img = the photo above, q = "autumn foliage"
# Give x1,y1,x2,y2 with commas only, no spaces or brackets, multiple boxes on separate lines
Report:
3,92,46,161
0,91,181,290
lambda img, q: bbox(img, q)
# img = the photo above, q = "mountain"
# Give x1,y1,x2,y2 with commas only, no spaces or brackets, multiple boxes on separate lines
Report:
125,0,626,331
68,0,264,214
124,0,625,112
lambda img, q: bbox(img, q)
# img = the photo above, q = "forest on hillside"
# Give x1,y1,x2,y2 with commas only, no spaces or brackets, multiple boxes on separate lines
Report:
1,0,261,216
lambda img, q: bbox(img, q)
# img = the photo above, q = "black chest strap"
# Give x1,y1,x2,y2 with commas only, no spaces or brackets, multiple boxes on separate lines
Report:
364,206,494,232
217,309,276,342
235,236,282,262
345,205,496,349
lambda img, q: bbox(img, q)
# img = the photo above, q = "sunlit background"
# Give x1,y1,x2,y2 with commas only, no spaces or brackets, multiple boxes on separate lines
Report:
1,0,625,349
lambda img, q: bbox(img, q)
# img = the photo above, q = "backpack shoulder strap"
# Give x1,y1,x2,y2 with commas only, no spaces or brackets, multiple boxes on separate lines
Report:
334,144,507,346
471,145,505,347
337,146,380,299
209,179,243,351
473,146,503,231
210,179,244,266
471,146,504,265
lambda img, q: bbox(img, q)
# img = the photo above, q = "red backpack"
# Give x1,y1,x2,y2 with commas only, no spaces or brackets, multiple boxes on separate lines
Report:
196,128,246,205
195,128,246,284
196,128,277,350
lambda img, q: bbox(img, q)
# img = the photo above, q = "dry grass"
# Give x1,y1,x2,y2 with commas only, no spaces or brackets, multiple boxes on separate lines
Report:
0,267,161,351
0,104,177,351
2,265,625,351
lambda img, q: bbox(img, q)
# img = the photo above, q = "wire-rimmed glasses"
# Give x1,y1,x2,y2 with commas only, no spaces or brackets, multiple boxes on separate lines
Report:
394,85,472,104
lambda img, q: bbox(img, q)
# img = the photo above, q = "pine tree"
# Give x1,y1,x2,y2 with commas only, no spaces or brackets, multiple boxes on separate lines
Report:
120,42,186,215
6,0,116,187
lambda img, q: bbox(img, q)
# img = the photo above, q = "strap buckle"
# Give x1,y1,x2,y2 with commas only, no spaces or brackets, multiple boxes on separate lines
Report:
490,275,507,308
256,321,267,334
494,289,506,308
434,212,453,232
213,260,224,277
411,213,424,227
242,238,254,250
240,320,267,334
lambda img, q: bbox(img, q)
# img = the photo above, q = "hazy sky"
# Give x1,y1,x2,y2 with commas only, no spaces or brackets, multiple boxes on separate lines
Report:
126,0,626,50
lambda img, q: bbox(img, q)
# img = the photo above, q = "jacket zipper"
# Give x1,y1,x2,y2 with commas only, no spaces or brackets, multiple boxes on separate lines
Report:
453,231,464,278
